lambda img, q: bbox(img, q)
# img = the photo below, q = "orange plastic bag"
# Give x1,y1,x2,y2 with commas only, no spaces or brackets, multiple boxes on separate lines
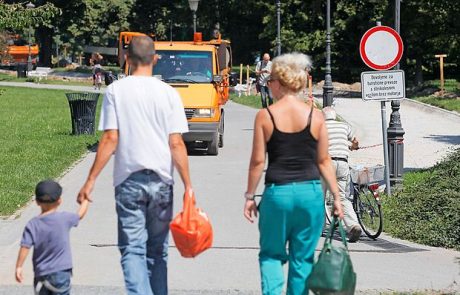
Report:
170,191,213,258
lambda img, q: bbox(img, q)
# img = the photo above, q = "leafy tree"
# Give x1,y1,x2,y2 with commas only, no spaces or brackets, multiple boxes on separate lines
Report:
400,0,460,84
65,0,134,51
258,0,388,82
32,0,133,66
0,0,59,30
0,0,59,64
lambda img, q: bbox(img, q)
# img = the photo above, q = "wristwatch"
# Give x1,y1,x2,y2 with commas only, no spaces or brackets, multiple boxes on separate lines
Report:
244,192,255,201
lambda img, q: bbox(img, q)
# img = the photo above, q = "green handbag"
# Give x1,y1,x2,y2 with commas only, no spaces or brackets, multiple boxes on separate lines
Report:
308,217,357,295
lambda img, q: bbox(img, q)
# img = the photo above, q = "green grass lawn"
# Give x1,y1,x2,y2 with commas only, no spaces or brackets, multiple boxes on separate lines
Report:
0,73,95,87
231,93,262,109
427,79,459,93
52,66,121,74
0,87,100,216
413,96,460,113
411,79,460,113
230,93,321,110
383,148,460,250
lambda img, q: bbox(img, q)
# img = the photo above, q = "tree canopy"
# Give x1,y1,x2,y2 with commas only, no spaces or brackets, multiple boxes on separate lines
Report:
0,0,458,84
0,0,59,30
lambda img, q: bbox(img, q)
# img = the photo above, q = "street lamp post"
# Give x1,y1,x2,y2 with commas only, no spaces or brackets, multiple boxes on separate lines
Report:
387,0,405,186
276,0,281,56
323,0,334,107
188,0,200,33
26,2,35,72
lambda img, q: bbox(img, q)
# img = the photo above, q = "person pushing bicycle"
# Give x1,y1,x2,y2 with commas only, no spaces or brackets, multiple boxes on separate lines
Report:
323,107,362,242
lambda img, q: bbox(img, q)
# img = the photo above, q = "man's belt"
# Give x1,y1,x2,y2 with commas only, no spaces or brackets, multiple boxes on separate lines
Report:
331,157,348,163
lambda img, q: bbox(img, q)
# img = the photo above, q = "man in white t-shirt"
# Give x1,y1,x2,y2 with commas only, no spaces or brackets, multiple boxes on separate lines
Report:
77,36,192,295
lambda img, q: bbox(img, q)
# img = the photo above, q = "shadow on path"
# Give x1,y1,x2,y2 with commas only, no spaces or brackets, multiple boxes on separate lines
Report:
424,134,460,145
322,231,429,254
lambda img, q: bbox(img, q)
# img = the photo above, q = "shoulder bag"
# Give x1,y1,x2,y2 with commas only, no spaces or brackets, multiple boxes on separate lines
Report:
308,217,357,294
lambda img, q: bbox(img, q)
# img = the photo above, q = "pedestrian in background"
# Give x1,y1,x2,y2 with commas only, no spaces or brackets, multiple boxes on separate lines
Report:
15,180,89,295
255,53,273,108
78,36,193,295
244,52,344,295
323,106,362,242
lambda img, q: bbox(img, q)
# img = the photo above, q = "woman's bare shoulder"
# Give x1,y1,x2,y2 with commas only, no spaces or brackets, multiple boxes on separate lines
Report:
312,107,325,122
310,107,325,138
255,108,270,121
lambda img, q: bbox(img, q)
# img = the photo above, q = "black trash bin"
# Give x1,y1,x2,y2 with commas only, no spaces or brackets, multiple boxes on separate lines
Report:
66,93,100,135
17,63,27,78
104,71,117,86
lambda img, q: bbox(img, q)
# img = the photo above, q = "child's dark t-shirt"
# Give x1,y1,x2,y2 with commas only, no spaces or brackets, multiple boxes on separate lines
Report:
21,211,79,277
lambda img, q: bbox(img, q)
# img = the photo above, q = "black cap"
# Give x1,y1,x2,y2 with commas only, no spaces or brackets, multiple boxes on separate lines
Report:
35,180,62,203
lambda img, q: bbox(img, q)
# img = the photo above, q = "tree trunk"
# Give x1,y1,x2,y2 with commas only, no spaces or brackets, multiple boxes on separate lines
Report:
37,27,53,67
415,55,424,86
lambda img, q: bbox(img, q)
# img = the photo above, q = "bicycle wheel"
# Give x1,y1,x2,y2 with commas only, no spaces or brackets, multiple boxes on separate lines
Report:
324,191,333,226
354,187,383,239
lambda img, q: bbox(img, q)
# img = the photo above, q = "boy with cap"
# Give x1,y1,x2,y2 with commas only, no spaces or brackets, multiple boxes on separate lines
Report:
15,179,89,294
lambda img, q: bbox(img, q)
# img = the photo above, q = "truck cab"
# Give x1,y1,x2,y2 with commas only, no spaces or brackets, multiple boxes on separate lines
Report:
118,32,236,155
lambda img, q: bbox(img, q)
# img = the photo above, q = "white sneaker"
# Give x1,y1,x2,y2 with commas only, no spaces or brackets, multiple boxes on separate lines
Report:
348,225,362,242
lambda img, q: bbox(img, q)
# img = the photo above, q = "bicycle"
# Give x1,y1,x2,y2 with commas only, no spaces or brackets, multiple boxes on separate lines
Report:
325,164,385,240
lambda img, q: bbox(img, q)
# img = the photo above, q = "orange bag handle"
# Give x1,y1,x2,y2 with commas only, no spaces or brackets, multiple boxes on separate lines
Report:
182,190,196,230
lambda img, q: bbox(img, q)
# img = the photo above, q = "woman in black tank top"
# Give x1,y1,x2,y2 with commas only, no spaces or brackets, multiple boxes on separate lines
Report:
243,53,344,295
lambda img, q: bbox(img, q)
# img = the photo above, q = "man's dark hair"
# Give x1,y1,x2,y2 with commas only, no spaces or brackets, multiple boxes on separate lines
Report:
128,36,155,69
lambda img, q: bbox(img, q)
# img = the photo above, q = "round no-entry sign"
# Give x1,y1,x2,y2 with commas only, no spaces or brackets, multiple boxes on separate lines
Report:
360,26,403,71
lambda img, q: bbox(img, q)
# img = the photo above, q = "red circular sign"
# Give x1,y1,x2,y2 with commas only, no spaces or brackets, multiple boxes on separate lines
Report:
360,26,404,71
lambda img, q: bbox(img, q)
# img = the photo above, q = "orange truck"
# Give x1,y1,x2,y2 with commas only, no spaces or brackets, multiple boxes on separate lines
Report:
117,31,236,155
1,35,39,66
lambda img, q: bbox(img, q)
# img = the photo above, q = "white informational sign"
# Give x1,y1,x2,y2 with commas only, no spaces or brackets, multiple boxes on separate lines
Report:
361,70,405,101
360,26,403,71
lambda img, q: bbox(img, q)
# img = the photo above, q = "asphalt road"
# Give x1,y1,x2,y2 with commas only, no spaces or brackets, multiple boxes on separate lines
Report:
0,99,459,294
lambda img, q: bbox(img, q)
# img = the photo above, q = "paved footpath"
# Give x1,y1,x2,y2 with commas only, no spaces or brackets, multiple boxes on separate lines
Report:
0,91,459,294
0,81,103,93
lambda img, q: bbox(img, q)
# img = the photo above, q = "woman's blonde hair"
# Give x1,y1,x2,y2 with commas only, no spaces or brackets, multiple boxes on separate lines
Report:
271,52,312,93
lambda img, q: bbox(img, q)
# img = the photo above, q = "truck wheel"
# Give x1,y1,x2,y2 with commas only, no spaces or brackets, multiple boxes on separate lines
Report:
218,132,224,148
218,112,224,148
207,132,219,156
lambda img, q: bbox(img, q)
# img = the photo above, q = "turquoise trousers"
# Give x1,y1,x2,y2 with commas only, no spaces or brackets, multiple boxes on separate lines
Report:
258,180,324,295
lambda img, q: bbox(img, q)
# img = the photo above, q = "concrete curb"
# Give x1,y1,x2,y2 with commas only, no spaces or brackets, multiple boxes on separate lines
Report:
403,98,460,120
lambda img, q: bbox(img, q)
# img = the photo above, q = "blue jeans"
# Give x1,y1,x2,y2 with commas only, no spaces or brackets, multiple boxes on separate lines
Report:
260,85,273,108
34,269,72,295
115,170,173,295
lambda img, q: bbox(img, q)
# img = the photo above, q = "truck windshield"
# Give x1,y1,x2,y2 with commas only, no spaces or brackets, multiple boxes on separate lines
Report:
154,50,213,83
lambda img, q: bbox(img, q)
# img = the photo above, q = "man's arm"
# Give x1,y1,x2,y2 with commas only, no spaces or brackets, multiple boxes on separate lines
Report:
169,134,192,191
263,62,272,75
347,124,359,150
77,130,118,203
255,62,261,75
15,247,29,283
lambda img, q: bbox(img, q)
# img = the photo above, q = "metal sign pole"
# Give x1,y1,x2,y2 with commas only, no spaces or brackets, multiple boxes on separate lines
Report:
381,101,392,196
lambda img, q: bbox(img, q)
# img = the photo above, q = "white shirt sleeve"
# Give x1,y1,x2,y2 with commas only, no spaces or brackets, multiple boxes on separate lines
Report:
255,62,261,72
98,86,118,131
347,124,355,141
168,88,189,134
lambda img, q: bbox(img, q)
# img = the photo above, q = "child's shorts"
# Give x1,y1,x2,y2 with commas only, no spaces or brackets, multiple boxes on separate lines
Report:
34,269,72,295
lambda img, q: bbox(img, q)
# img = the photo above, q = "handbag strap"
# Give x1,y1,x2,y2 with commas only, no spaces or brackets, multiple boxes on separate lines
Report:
324,216,349,249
